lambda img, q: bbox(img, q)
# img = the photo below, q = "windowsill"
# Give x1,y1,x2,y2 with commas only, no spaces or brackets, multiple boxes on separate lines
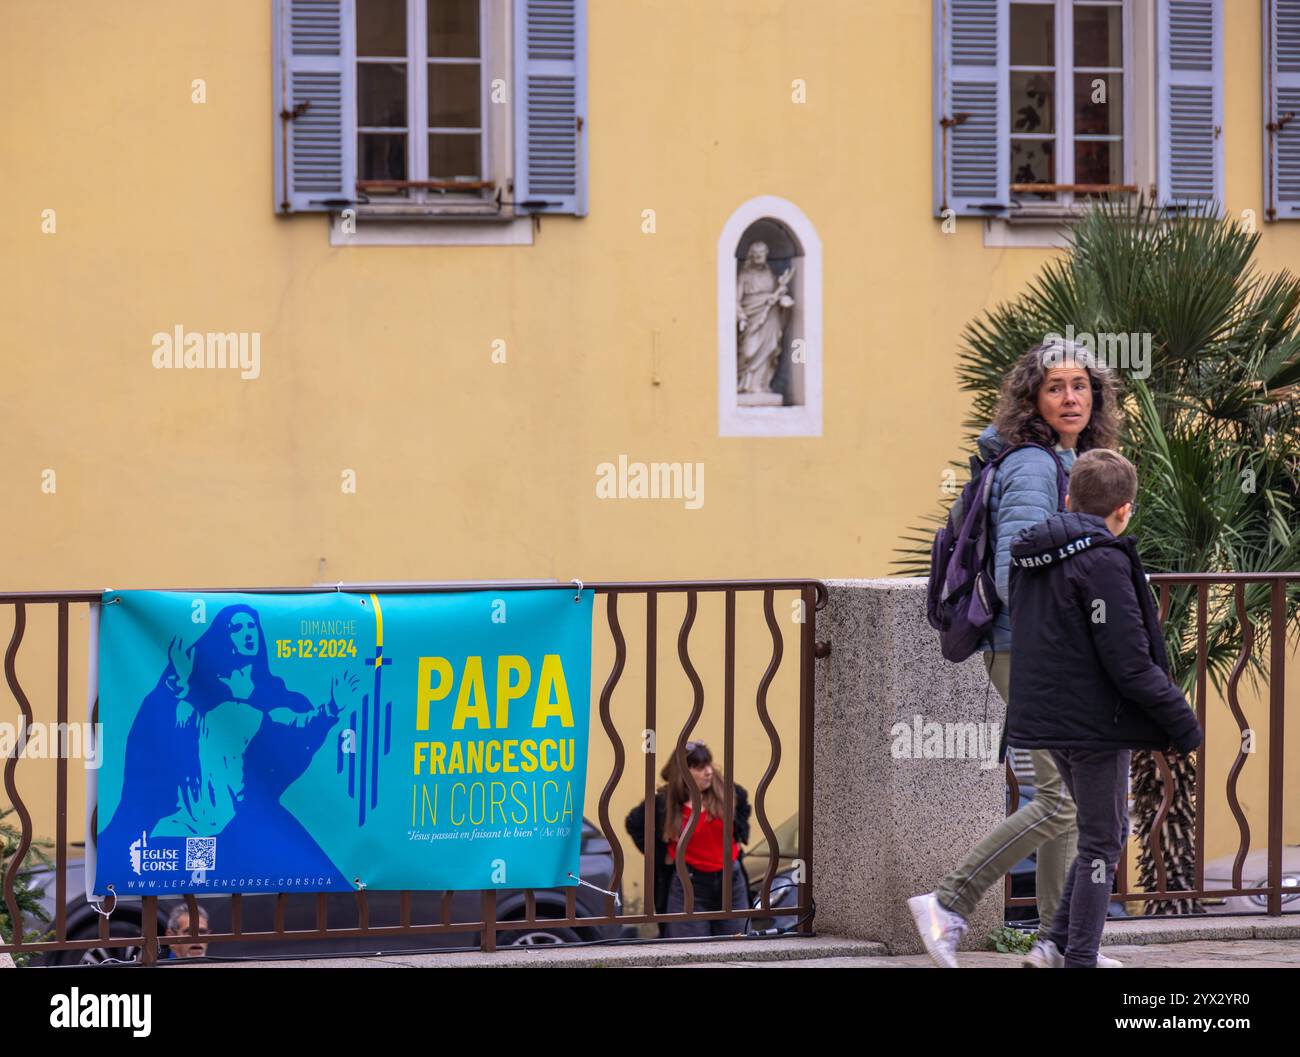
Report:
982,216,1075,249
330,213,535,246
983,193,1150,247
1003,205,1089,222
348,200,514,219
350,211,519,221
983,201,1108,248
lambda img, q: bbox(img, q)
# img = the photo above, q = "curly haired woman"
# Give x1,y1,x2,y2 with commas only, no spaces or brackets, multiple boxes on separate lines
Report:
908,339,1126,968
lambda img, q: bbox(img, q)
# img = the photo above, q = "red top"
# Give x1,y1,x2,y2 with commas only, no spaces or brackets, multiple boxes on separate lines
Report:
666,802,741,872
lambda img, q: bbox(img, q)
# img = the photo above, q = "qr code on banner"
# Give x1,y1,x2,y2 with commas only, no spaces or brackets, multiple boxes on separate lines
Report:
186,837,216,872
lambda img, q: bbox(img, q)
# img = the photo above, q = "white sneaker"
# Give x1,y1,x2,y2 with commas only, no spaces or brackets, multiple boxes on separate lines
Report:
907,893,967,968
1023,938,1064,968
1023,937,1124,968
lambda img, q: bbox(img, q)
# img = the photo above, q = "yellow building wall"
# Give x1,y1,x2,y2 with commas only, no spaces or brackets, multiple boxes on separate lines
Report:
1,1,1296,909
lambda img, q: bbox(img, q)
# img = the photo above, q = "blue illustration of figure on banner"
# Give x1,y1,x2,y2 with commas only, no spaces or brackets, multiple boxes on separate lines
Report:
101,604,357,885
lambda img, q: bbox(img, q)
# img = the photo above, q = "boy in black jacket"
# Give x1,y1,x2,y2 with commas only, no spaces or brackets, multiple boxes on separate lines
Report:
1006,449,1202,968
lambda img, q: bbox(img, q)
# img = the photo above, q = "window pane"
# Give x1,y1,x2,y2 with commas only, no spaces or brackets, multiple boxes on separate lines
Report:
428,0,480,58
358,62,407,127
1011,71,1055,134
1075,140,1122,187
1010,3,1054,66
359,133,407,181
1074,73,1122,135
357,0,407,57
1011,138,1055,194
428,63,480,128
1074,3,1122,67
429,133,481,179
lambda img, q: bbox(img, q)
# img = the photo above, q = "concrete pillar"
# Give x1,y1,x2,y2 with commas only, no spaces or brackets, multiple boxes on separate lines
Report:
812,578,1007,953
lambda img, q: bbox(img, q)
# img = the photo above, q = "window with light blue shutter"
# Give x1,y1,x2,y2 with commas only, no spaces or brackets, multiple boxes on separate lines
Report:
273,0,357,214
1156,0,1223,213
513,0,588,216
1265,0,1300,219
933,0,1007,217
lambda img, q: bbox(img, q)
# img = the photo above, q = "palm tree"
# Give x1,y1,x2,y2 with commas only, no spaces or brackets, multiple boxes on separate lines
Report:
900,195,1300,914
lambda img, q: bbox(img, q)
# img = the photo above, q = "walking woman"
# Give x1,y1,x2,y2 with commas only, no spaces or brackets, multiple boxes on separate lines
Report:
908,339,1123,967
625,740,752,937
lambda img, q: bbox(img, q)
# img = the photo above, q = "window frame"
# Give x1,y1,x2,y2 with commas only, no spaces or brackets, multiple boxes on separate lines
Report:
1008,0,1135,216
421,0,489,194
353,0,505,217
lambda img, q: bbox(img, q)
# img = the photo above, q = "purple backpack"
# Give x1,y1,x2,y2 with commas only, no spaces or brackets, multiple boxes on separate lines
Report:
925,442,1067,662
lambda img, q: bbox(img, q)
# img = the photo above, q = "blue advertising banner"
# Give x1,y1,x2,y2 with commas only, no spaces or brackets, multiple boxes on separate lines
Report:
95,588,594,894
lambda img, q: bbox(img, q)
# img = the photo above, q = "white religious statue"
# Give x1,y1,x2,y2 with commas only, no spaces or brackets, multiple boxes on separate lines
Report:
736,241,795,402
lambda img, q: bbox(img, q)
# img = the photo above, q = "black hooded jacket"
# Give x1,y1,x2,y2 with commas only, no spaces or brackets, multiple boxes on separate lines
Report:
1004,511,1203,756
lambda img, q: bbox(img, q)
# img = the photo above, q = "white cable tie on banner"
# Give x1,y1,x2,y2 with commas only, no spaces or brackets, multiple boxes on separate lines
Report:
90,886,117,919
567,872,620,908
570,579,583,602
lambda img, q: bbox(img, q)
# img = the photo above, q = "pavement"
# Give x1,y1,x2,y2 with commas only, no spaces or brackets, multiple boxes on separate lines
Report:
680,938,1300,969
159,914,1300,968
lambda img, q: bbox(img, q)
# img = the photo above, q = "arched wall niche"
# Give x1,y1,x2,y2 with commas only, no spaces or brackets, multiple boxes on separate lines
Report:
717,196,822,437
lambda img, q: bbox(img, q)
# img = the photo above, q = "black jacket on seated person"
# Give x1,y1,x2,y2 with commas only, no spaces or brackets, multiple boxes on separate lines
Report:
1004,511,1202,757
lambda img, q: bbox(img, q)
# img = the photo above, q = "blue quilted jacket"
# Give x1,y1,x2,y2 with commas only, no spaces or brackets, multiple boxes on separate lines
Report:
976,424,1074,653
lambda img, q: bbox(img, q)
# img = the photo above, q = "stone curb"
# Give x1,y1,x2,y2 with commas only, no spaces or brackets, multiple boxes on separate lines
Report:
170,916,1295,967
176,935,887,969
1098,914,1300,947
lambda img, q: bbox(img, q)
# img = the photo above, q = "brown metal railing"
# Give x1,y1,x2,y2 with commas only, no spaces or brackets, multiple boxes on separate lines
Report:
1004,572,1297,918
0,579,825,964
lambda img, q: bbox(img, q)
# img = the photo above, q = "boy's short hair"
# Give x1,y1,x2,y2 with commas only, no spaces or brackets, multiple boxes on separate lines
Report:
1069,449,1137,517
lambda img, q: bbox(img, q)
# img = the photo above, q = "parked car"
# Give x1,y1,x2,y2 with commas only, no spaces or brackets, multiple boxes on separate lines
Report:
1202,846,1300,913
26,818,626,964
742,813,804,932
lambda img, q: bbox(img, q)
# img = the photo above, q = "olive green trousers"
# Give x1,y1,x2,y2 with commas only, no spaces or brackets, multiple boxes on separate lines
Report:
935,651,1079,931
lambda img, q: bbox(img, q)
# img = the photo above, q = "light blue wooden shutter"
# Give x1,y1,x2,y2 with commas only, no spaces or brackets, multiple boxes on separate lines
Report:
273,0,356,214
933,0,1007,217
1157,0,1223,213
1264,0,1300,219
513,0,588,216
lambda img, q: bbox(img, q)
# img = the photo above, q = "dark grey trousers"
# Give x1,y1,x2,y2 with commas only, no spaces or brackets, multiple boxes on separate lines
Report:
664,862,750,937
1046,748,1131,967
